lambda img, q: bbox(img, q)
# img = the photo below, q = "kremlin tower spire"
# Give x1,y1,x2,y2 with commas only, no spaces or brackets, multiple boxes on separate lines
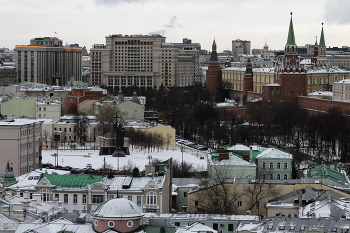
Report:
286,12,296,46
206,38,222,90
268,12,307,105
210,38,218,61
317,22,327,66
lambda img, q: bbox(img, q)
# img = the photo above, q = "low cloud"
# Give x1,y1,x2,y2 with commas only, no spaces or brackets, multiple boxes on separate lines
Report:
149,16,181,36
95,0,150,6
324,0,350,25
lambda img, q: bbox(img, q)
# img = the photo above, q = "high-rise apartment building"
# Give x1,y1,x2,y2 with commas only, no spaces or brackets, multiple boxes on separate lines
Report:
91,35,202,90
232,39,251,55
15,37,82,85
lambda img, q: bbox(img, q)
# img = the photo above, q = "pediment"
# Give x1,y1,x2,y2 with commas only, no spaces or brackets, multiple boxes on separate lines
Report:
36,177,52,187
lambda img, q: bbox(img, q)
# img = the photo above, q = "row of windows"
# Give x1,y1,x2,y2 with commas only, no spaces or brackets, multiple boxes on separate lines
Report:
39,192,156,205
107,76,153,86
262,173,288,179
262,162,288,169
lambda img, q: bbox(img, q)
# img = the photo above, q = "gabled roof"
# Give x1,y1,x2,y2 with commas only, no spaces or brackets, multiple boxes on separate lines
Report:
255,148,292,160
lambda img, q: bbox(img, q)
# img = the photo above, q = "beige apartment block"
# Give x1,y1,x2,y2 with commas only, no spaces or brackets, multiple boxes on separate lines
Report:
0,118,43,176
91,34,202,89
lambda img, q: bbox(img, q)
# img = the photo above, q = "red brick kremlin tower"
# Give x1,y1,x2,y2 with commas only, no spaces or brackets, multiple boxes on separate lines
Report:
206,39,222,90
271,12,307,104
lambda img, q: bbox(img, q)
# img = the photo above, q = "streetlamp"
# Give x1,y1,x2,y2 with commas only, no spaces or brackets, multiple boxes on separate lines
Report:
147,155,152,165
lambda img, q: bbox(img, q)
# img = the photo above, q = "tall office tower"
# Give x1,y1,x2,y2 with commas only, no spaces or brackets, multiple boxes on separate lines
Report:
15,37,82,86
232,39,251,55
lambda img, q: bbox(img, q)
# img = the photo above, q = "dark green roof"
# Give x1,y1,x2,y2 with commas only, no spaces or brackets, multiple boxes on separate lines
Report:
154,159,170,173
306,164,348,187
319,26,326,47
39,174,103,189
286,15,296,46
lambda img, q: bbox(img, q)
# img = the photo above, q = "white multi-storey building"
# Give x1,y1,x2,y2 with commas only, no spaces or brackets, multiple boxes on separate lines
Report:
0,118,43,176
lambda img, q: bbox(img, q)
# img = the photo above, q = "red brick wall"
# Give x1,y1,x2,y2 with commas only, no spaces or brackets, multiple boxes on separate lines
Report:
297,96,350,114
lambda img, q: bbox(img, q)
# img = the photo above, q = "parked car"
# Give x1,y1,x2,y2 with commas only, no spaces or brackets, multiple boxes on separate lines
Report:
62,166,73,171
42,163,53,168
71,168,81,174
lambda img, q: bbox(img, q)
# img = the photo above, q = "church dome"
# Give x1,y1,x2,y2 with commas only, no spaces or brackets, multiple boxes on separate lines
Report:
93,197,143,219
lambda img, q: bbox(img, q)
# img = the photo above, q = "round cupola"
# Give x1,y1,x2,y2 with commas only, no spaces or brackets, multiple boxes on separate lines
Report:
92,197,143,233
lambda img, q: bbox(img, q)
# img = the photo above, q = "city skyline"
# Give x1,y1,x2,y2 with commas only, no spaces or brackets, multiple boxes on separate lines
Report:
1,0,349,52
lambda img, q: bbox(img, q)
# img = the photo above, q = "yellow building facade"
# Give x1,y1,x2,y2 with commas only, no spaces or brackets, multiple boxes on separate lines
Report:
222,66,350,94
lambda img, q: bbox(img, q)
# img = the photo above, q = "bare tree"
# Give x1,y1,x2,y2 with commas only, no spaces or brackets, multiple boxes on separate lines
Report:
73,113,89,145
165,133,172,150
242,174,281,211
193,168,243,215
96,105,127,136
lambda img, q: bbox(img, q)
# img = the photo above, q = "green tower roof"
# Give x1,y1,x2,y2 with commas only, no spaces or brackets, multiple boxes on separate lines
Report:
319,24,326,47
286,13,296,46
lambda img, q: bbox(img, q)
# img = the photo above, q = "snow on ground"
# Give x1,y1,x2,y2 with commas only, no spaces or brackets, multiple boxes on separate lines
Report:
42,145,208,171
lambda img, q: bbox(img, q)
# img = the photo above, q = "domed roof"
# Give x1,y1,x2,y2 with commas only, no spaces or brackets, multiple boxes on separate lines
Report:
92,197,143,219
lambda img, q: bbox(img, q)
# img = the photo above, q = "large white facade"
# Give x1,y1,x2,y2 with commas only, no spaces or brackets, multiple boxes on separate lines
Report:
0,118,43,176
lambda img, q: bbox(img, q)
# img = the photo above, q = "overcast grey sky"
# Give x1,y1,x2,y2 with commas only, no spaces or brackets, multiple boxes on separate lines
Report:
1,0,350,52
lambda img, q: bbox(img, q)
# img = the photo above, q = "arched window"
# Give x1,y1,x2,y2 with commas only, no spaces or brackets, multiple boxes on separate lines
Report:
324,78,328,84
312,78,317,85
146,191,157,205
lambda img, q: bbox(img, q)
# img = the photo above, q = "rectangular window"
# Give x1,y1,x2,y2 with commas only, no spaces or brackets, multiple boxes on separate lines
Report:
82,194,87,204
108,194,114,199
237,201,242,206
262,162,266,168
119,195,123,198
73,194,77,204
128,195,132,201
137,196,141,205
213,223,218,230
195,201,199,207
228,224,234,231
92,195,104,204
270,162,273,168
55,194,59,200
277,174,281,179
284,163,288,169
183,192,187,197
64,194,68,203
277,162,281,169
